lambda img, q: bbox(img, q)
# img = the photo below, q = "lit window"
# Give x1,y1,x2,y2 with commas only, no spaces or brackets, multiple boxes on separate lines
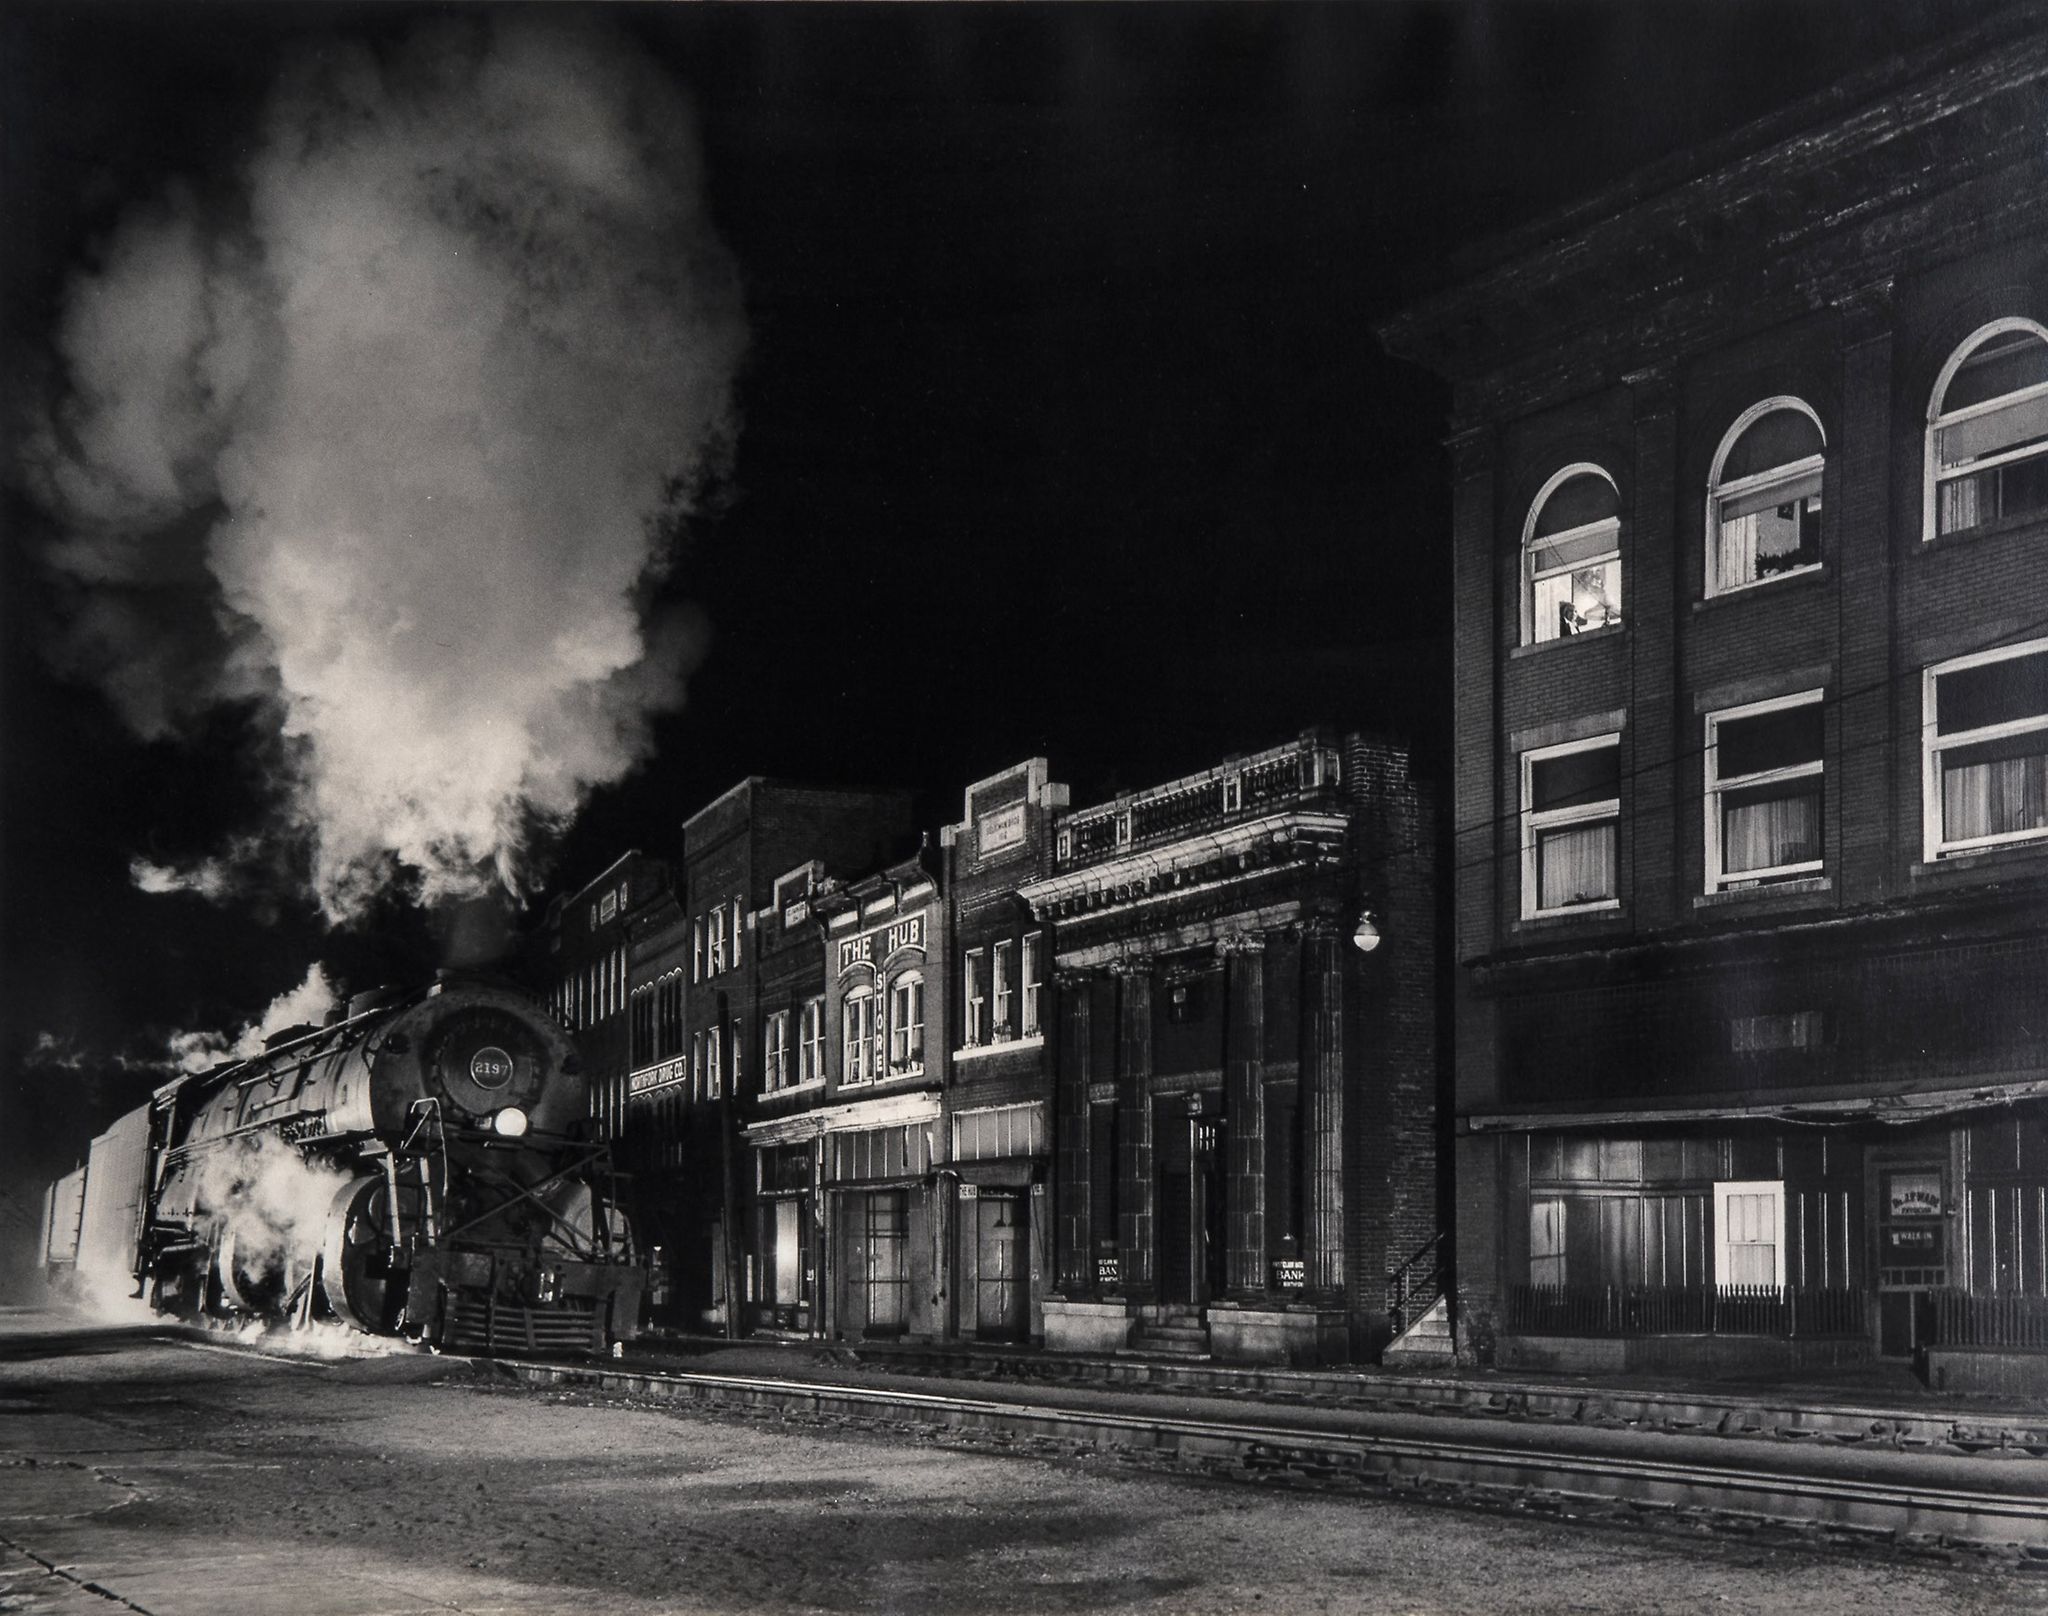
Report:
1706,693,1825,891
706,1025,723,1100
1520,735,1621,917
843,988,874,1084
888,973,924,1071
964,948,988,1046
992,941,1014,1038
1923,638,2048,860
730,899,744,969
1021,933,1042,1036
692,916,704,983
765,1010,791,1092
1927,319,2048,538
1707,400,1824,595
1523,466,1621,644
1714,1180,1785,1289
800,998,825,1084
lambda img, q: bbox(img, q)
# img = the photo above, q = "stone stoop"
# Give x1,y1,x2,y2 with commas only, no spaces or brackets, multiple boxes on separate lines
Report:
1381,1296,1455,1364
1120,1305,1213,1360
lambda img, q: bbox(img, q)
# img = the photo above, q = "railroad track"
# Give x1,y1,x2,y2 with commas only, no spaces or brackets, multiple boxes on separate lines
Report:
498,1358,2048,1557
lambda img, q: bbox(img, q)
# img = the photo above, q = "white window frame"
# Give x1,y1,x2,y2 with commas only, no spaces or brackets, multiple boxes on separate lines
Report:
1713,1179,1786,1290
1521,463,1622,646
692,916,704,983
1921,635,2048,862
706,1025,723,1100
1704,397,1826,598
691,1029,705,1102
1021,932,1043,1036
799,997,825,1085
730,899,744,970
887,972,925,1072
1704,690,1825,893
964,947,988,1047
1519,733,1622,919
1924,317,2048,542
764,1009,791,1093
843,987,874,1085
992,940,1014,1038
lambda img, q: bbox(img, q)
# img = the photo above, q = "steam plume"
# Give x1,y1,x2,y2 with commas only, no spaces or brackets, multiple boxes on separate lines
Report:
168,963,338,1074
192,1132,355,1294
27,16,746,918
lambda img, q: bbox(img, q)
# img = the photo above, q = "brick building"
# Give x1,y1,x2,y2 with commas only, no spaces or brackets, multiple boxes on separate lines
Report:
1022,731,1437,1365
938,759,1070,1342
1381,15,2048,1385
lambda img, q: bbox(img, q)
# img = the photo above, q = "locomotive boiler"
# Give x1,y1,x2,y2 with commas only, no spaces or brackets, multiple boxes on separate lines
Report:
40,975,644,1355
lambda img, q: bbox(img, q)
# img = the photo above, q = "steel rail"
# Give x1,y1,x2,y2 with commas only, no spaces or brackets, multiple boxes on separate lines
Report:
499,1358,2048,1551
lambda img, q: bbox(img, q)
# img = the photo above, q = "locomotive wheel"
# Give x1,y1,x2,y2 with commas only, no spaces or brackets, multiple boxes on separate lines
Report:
319,1176,407,1333
216,1224,304,1317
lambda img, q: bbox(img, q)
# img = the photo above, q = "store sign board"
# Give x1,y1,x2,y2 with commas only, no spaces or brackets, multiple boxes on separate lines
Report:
629,1058,688,1097
977,802,1026,856
837,912,926,971
1887,1173,1942,1218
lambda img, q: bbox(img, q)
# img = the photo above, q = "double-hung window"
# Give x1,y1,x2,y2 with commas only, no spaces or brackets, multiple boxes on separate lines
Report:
1021,933,1042,1036
799,998,825,1085
992,940,1014,1037
843,988,874,1084
1520,735,1621,917
888,973,924,1070
1524,467,1622,644
1708,401,1824,594
706,1025,723,1100
1927,320,2048,538
764,1010,791,1092
1706,693,1825,890
1923,638,2048,860
1714,1181,1786,1290
964,948,988,1046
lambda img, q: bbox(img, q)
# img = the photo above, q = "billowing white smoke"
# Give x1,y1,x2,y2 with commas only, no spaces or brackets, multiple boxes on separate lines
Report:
168,963,338,1074
193,1131,355,1299
28,15,746,918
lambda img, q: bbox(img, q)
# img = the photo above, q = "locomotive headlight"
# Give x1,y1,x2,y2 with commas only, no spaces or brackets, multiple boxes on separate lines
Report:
491,1106,530,1138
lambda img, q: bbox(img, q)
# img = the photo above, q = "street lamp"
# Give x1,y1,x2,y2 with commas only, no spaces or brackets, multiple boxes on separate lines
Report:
1351,911,1382,954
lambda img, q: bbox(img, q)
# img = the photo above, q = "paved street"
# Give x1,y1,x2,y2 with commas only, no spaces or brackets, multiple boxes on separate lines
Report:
0,1317,2041,1616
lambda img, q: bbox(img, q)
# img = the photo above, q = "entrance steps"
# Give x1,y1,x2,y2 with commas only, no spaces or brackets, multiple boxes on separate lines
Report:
1120,1305,1212,1360
1381,1296,1455,1365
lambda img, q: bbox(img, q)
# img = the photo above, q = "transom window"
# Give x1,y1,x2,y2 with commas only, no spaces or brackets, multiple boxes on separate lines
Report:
1520,734,1621,917
1927,320,2048,538
888,973,925,1071
1705,693,1825,891
1707,400,1824,595
1922,638,2048,861
1523,466,1622,644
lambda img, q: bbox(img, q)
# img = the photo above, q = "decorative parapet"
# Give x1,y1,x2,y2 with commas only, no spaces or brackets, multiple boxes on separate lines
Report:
1051,734,1342,873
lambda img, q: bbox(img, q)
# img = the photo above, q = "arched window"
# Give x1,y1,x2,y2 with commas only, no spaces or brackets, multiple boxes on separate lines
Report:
842,985,875,1084
1927,319,2048,539
1523,466,1621,644
887,971,925,1071
1706,399,1824,595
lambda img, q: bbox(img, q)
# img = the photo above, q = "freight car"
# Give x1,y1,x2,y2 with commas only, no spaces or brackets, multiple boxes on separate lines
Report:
40,975,644,1355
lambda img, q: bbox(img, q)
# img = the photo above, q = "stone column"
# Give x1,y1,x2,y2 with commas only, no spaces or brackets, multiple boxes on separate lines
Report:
1302,921,1346,1296
1053,968,1093,1294
1114,959,1155,1297
1220,934,1267,1296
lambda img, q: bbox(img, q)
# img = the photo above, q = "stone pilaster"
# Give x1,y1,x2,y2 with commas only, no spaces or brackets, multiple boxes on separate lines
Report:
1113,960,1155,1297
1302,922,1346,1296
1220,933,1267,1296
1054,968,1094,1294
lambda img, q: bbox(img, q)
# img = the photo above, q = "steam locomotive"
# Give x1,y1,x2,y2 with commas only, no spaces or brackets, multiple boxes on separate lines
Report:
39,976,645,1355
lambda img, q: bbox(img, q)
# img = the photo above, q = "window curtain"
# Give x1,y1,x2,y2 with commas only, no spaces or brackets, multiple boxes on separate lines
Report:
1944,750,2048,841
1723,791,1817,872
1537,822,1615,908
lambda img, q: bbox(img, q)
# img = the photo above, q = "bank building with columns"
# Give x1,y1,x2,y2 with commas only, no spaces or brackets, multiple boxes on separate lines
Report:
1021,730,1441,1365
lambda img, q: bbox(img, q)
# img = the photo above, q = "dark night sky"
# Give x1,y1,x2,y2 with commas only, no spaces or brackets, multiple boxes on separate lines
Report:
0,1,2000,1202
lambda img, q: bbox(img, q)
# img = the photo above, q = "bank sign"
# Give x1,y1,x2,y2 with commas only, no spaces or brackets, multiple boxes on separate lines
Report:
836,912,926,972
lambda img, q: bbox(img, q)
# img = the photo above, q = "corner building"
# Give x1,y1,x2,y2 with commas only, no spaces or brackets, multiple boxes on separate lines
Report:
1026,731,1437,1365
1382,16,2048,1387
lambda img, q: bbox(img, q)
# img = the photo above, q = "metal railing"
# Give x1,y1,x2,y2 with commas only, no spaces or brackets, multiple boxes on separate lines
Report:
1507,1283,1864,1339
1387,1232,1446,1337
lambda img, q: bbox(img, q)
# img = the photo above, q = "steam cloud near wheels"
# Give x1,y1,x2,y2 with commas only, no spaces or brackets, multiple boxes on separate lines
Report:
26,14,748,920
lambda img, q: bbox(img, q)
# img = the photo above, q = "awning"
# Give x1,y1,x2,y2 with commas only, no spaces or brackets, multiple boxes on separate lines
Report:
1462,1076,2048,1134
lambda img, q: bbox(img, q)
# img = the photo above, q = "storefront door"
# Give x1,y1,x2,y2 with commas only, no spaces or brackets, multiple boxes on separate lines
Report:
863,1190,909,1336
974,1193,1028,1340
1877,1165,1946,1357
